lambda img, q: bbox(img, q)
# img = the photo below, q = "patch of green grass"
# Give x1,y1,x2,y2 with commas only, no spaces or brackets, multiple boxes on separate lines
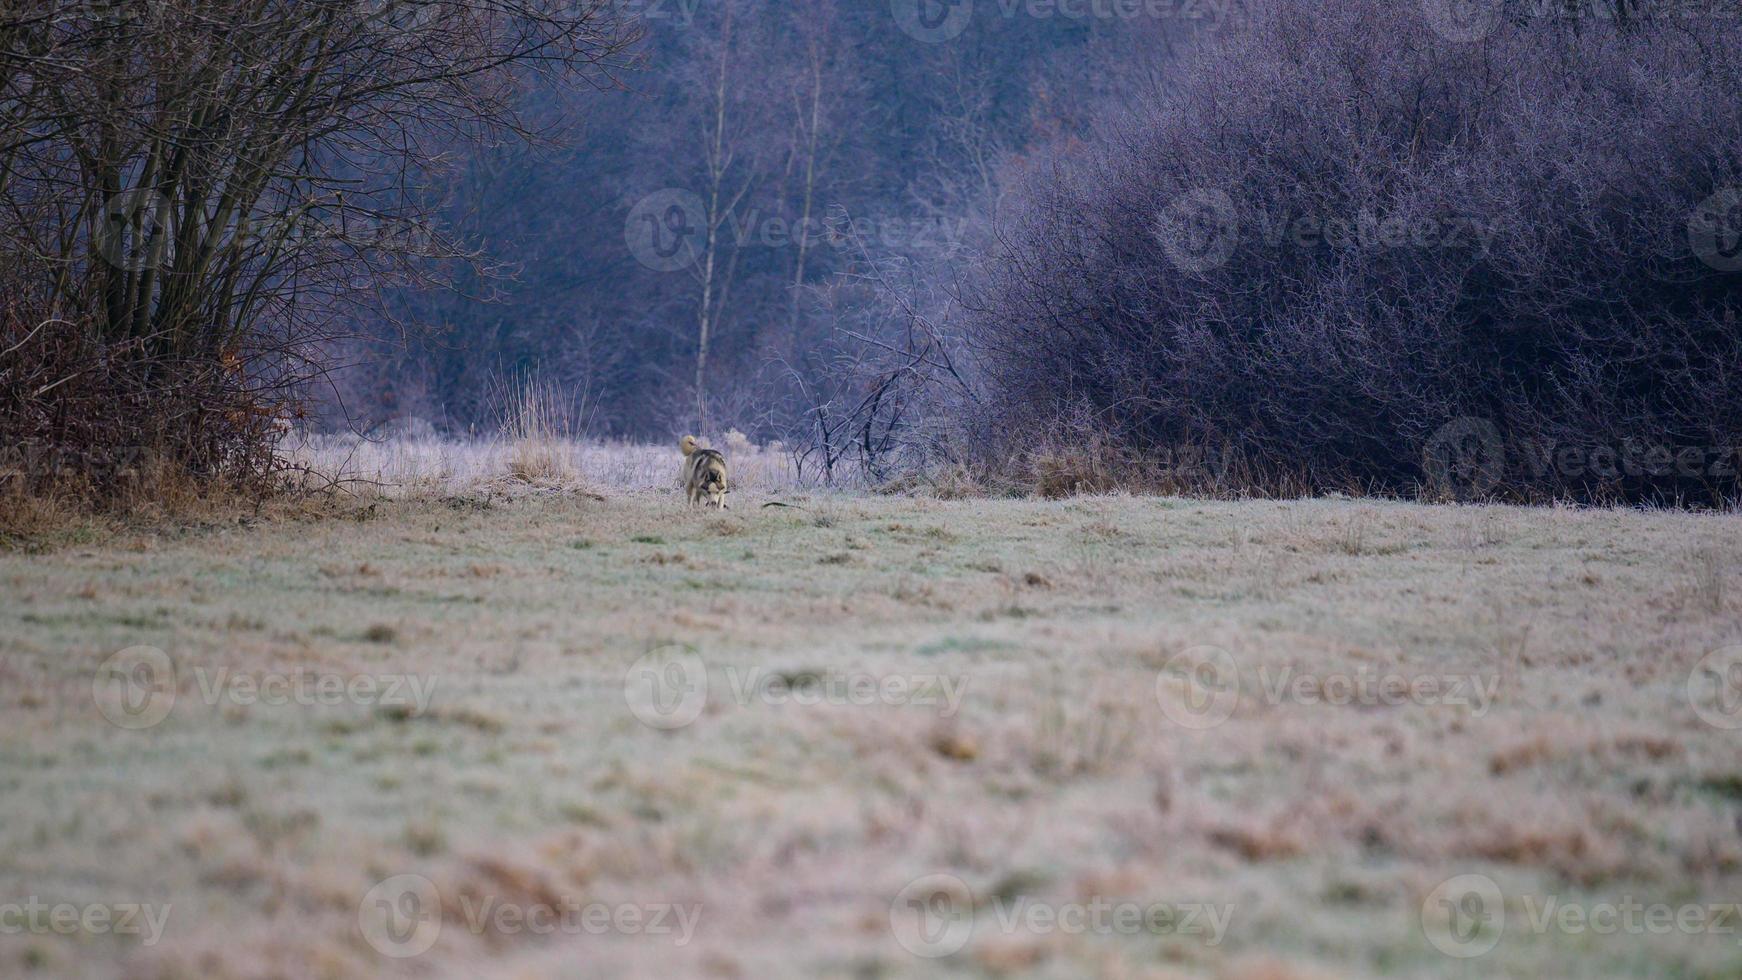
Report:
914,635,1015,657
1696,774,1742,801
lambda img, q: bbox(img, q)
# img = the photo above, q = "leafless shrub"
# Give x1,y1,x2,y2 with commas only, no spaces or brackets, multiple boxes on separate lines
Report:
0,0,639,508
962,0,1742,505
0,301,277,504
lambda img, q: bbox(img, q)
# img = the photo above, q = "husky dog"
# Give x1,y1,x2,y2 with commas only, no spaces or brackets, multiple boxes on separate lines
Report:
680,435,729,509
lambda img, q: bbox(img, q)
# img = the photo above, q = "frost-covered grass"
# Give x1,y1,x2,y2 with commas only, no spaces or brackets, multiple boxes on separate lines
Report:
279,432,807,497
2,492,1741,978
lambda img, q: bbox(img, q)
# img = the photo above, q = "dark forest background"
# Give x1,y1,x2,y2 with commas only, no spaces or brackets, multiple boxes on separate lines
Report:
330,0,1201,442
6,0,1742,504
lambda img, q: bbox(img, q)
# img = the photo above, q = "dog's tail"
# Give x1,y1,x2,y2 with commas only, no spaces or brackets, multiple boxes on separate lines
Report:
680,435,699,457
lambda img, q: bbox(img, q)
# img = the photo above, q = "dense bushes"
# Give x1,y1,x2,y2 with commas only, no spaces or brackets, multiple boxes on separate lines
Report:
965,0,1742,503
0,301,280,510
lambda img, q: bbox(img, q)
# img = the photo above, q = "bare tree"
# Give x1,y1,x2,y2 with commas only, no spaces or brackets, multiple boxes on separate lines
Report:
0,0,638,490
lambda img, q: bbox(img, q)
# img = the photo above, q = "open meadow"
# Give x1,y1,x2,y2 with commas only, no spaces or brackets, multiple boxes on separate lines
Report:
3,452,1742,979
8,3,1742,978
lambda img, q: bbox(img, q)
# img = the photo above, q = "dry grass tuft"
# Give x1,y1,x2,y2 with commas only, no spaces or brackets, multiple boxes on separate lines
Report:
1031,440,1125,499
494,373,583,488
0,457,307,549
1206,820,1309,863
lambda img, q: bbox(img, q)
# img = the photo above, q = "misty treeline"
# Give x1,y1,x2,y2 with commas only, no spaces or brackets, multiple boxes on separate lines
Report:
338,0,1185,473
6,0,1742,505
0,0,638,498
344,0,1742,503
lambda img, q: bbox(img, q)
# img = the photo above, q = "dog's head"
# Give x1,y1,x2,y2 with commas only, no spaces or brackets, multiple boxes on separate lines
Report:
701,467,727,507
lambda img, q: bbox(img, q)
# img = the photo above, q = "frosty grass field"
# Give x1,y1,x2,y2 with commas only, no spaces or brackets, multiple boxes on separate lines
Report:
2,437,1741,979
